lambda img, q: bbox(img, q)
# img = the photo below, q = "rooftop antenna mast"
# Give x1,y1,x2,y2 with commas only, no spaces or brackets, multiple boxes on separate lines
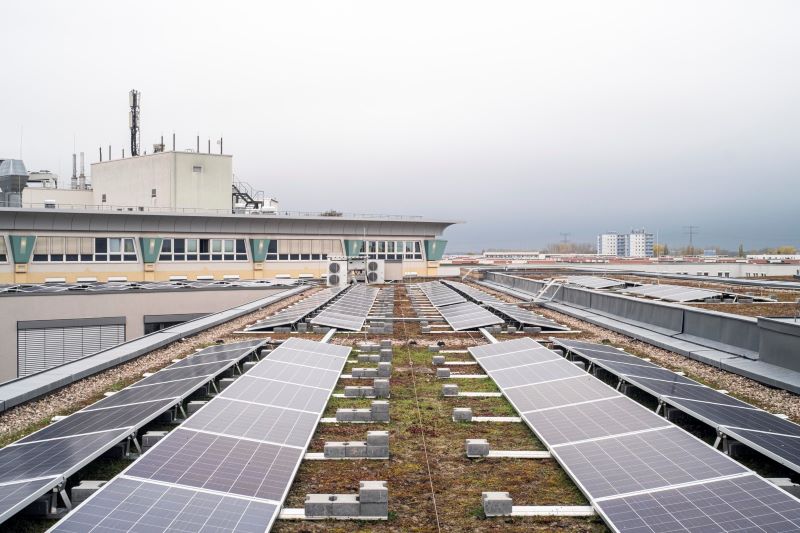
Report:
129,89,141,157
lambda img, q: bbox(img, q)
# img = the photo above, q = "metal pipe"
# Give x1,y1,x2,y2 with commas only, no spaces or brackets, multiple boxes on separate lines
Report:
172,133,175,151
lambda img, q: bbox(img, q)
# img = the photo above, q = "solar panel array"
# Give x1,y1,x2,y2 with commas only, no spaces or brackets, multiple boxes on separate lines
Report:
623,283,722,302
245,287,343,331
443,280,569,331
50,337,350,533
415,281,503,331
564,276,626,290
310,284,379,331
0,340,264,526
553,338,800,476
0,279,297,296
469,338,800,533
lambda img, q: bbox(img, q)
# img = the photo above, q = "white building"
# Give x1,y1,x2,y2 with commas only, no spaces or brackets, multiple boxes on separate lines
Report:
597,229,654,257
22,151,234,212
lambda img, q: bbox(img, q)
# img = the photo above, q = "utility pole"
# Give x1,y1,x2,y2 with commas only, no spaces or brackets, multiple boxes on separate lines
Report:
684,225,699,255
559,232,571,243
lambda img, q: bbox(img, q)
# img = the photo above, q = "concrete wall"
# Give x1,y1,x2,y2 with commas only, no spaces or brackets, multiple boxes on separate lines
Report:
21,188,94,208
0,287,283,382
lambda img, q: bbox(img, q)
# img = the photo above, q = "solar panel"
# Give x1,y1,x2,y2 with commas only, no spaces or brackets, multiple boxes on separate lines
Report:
554,427,748,499
311,285,379,331
130,359,237,387
126,428,303,501
490,359,586,388
554,337,800,477
182,398,319,448
722,428,800,472
0,341,264,528
0,477,61,524
554,339,661,367
595,475,800,533
442,280,569,330
522,396,670,446
504,374,620,413
50,476,277,533
477,347,562,371
0,430,131,483
17,399,177,444
245,287,342,331
437,302,504,331
51,338,350,532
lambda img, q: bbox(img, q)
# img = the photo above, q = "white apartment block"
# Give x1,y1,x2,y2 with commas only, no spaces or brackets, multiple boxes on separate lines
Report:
597,229,654,257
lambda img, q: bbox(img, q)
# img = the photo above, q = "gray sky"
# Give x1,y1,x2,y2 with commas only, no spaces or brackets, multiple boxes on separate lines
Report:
2,1,799,252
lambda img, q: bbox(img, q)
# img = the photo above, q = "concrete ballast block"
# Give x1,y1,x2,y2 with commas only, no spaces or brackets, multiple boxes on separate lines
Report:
436,368,451,378
71,480,107,505
453,407,473,422
432,355,445,365
442,384,459,397
331,494,360,517
324,442,347,458
428,345,440,352
218,377,235,391
142,431,169,449
367,431,389,447
377,362,392,377
345,442,367,458
359,481,388,503
187,401,207,415
305,494,333,517
466,439,490,457
482,492,512,516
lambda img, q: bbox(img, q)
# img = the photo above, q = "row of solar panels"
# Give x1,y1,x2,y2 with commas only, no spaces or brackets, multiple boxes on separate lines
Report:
553,338,800,476
0,340,266,526
245,287,344,331
50,337,351,532
468,338,800,533
0,279,298,295
310,284,380,331
442,280,569,331
414,282,503,331
622,283,723,302
564,275,627,290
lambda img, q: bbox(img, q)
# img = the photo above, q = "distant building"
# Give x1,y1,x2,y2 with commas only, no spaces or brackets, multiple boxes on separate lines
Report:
597,229,653,258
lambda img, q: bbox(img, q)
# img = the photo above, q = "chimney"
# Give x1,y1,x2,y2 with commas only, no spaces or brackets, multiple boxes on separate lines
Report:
71,153,77,190
78,152,86,189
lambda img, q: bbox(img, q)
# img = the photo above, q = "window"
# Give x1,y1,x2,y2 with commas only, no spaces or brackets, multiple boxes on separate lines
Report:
31,237,137,262
265,239,343,261
159,238,247,262
101,194,107,203
0,236,7,262
192,165,203,172
151,188,157,198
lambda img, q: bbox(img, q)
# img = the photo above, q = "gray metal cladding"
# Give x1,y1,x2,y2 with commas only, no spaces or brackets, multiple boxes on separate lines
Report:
680,308,759,359
560,286,592,308
589,291,684,335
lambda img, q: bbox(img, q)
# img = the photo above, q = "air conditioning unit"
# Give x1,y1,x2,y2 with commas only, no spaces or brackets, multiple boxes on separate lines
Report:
327,259,348,287
365,259,385,284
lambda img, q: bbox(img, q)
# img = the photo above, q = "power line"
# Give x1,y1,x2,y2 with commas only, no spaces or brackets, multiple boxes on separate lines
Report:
559,232,571,244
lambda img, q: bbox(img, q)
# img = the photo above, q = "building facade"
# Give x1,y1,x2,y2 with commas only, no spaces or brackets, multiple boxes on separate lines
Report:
0,208,454,284
597,229,653,257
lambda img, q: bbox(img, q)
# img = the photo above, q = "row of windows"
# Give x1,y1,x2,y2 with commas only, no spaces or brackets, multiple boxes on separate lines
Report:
32,238,138,263
365,240,423,260
1,236,428,264
159,239,249,262
264,239,344,261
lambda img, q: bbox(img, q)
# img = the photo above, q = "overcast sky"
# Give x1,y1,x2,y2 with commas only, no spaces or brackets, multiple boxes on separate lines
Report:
2,1,798,251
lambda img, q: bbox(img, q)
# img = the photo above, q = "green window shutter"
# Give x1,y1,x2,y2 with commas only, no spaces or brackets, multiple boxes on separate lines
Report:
139,238,163,264
9,235,36,264
249,239,270,262
343,239,364,258
424,239,448,261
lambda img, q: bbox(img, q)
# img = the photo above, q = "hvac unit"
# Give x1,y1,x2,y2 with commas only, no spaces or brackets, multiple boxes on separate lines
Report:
326,258,348,287
366,259,385,284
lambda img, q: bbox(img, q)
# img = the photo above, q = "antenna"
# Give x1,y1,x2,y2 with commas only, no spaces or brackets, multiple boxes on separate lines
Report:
129,89,141,157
